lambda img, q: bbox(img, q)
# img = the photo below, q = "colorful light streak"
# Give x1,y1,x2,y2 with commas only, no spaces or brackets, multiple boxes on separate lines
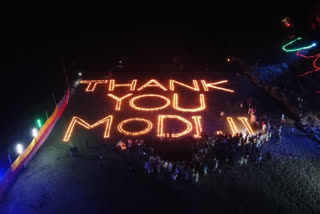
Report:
282,37,316,52
107,94,133,111
157,115,193,138
129,94,171,111
172,93,206,112
201,80,234,93
169,80,200,91
237,117,254,135
296,50,320,77
80,80,108,92
191,116,203,138
117,118,153,136
137,79,168,91
109,79,137,91
63,116,113,142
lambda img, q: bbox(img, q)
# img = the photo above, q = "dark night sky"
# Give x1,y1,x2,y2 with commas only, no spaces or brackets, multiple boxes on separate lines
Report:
1,2,319,169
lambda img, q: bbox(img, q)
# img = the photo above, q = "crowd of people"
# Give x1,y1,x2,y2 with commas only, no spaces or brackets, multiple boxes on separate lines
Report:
111,97,288,184
114,117,284,184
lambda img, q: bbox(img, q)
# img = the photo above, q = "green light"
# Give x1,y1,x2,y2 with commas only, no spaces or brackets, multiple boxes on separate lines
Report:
37,119,42,128
282,37,316,52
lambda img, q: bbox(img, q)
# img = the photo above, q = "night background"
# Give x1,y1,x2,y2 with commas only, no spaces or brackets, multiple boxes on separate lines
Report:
1,2,320,213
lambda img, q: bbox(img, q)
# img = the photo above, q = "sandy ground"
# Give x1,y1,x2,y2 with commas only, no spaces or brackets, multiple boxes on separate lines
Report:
1,69,320,214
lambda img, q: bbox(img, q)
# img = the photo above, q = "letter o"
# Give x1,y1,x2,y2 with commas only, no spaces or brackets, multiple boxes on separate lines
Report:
117,118,153,136
129,94,171,111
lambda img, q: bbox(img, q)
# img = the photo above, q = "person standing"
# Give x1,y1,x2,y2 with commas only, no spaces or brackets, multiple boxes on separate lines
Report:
168,161,173,173
213,157,218,172
290,127,295,135
244,155,249,165
256,153,262,167
203,164,208,175
185,170,190,183
194,171,199,184
163,161,168,170
239,156,244,166
262,123,267,134
172,172,178,181
278,125,282,137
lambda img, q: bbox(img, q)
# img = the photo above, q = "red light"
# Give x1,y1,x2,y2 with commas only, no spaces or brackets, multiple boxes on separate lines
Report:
285,23,291,28
226,58,231,62
316,91,320,94
296,50,320,77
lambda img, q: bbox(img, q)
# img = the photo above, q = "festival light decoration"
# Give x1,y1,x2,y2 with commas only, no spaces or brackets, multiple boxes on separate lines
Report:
117,118,153,136
157,115,193,138
80,80,108,92
201,80,234,93
282,37,316,52
137,79,168,91
296,50,320,77
72,78,255,139
129,94,171,111
173,93,206,112
227,117,238,135
169,80,200,91
16,144,23,154
108,79,137,91
237,117,254,135
63,116,113,142
32,128,38,138
192,116,203,138
37,119,42,128
107,94,133,111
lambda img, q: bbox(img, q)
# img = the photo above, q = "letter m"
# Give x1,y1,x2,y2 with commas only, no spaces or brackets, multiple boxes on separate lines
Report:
63,116,113,142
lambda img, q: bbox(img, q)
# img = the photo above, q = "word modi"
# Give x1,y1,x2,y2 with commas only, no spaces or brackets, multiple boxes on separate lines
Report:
63,79,253,142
